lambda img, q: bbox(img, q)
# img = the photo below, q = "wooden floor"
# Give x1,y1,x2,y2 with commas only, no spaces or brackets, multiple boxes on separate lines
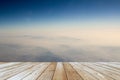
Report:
0,62,120,80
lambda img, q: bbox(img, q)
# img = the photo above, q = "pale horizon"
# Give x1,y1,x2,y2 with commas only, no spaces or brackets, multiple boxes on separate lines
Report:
0,0,120,61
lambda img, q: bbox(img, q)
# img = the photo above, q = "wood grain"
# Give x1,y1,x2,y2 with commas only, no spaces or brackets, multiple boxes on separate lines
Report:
53,62,67,80
0,62,119,80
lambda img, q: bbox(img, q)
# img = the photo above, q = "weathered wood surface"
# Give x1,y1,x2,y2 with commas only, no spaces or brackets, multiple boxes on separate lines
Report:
0,62,119,80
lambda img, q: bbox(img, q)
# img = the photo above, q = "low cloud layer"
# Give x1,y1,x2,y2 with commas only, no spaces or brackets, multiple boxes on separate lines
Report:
0,43,120,61
0,44,69,61
0,29,120,62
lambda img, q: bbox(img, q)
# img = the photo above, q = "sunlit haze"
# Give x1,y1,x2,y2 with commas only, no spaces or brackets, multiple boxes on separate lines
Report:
0,0,120,61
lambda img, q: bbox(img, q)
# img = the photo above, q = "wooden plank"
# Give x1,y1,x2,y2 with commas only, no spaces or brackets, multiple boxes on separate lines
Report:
63,62,83,80
100,62,120,70
0,63,26,72
91,63,120,79
94,63,120,75
7,63,45,80
70,62,107,80
37,62,56,80
90,63,120,79
80,62,115,80
83,63,119,80
53,62,67,80
22,62,50,80
0,62,37,80
0,62,119,80
0,62,21,69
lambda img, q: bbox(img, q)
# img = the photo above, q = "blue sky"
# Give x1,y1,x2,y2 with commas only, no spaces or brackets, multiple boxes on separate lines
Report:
0,0,120,28
0,0,120,61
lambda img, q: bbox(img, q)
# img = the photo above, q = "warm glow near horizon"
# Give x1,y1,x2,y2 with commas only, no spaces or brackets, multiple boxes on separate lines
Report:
0,0,120,61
